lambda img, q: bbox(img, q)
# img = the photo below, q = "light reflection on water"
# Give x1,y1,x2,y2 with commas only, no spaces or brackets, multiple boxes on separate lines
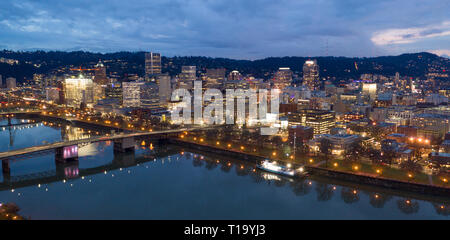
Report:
0,117,448,219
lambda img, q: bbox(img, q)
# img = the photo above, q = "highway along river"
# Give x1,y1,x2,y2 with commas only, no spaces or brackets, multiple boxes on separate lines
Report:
0,116,448,219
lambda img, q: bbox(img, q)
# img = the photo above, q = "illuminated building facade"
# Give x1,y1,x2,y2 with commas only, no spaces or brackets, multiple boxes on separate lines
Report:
362,83,377,101
122,81,143,107
411,113,450,139
123,81,160,109
140,82,160,109
303,60,319,91
46,87,60,103
105,82,122,101
64,76,94,108
94,60,108,85
273,67,292,89
145,52,162,81
288,109,335,135
228,70,242,81
33,74,45,89
205,68,226,88
308,134,360,155
178,66,196,89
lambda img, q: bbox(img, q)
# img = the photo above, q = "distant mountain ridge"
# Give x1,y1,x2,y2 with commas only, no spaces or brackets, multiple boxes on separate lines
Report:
0,50,448,83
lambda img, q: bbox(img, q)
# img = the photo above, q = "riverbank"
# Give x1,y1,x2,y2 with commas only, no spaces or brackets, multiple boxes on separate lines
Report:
168,138,450,198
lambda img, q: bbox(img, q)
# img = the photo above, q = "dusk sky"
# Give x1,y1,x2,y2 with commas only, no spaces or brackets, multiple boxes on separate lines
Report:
1,0,449,59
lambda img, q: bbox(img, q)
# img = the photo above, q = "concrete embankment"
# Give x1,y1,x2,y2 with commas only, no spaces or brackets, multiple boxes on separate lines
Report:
168,138,450,197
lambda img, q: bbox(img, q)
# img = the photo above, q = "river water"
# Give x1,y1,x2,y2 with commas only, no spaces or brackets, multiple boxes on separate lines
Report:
0,117,448,219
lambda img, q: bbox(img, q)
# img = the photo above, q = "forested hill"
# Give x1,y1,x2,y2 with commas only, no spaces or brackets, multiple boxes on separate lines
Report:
0,50,448,83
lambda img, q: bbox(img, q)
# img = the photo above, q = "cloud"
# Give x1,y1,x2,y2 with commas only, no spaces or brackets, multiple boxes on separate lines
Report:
428,49,450,58
371,21,450,45
0,0,448,58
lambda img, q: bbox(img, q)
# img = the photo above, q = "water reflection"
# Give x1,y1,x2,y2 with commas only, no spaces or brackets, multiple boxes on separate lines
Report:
182,151,450,216
368,193,392,208
315,183,335,202
289,180,312,196
341,188,360,204
0,117,111,152
397,199,420,214
0,117,449,218
432,204,449,216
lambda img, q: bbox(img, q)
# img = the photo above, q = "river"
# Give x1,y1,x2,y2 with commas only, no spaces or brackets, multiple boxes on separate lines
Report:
0,116,448,219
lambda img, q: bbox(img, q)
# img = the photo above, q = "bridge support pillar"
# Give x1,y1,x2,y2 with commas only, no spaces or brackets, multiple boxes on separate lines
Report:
2,160,10,174
55,145,79,163
114,137,135,153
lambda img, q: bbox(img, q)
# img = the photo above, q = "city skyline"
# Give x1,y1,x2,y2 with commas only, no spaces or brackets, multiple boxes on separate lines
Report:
0,0,448,223
0,0,449,59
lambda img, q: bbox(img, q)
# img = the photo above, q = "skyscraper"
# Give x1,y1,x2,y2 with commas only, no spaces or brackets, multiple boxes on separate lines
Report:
273,67,293,89
303,60,320,91
158,74,171,105
6,77,16,89
122,81,143,107
64,75,94,108
140,82,160,109
122,81,160,109
178,66,196,90
145,52,162,81
362,83,377,101
94,60,108,85
228,70,242,81
0,74,2,88
205,68,226,88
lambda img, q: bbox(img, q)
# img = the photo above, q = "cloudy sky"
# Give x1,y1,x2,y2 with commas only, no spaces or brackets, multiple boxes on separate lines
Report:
0,0,449,59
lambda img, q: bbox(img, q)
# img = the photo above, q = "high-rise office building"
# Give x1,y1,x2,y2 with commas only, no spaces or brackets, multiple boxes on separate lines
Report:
6,77,16,89
178,66,196,89
273,67,293,89
64,75,94,108
288,109,335,135
140,82,160,109
303,60,320,91
228,70,242,81
205,68,226,88
122,81,160,109
0,74,2,88
362,83,377,101
145,52,162,81
94,60,108,85
105,82,123,102
122,81,143,107
57,81,65,105
158,74,171,105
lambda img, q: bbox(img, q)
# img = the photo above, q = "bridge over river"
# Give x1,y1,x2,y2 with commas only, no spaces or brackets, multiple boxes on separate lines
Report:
0,145,182,191
0,126,214,177
0,127,205,160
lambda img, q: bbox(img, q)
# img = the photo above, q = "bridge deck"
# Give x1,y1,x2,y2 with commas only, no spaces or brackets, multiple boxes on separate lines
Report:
0,128,195,160
0,122,41,128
